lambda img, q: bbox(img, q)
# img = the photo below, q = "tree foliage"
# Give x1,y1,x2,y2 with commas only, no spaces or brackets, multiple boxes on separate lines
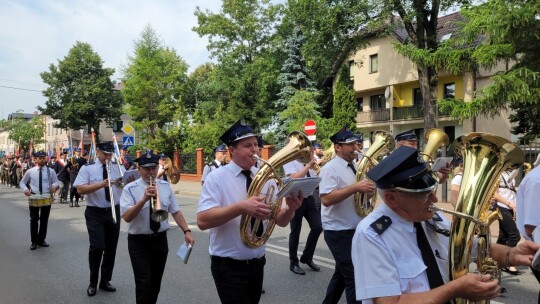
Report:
437,0,540,141
121,25,189,147
39,41,122,137
5,112,46,152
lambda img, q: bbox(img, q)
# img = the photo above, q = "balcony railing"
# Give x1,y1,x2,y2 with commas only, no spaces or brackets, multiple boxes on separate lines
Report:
356,109,390,123
392,105,451,121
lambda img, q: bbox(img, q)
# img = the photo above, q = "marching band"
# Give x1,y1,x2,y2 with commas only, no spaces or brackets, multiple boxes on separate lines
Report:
1,126,540,304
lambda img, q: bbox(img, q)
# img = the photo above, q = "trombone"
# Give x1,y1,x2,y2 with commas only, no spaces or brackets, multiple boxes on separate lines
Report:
149,176,168,222
105,159,118,224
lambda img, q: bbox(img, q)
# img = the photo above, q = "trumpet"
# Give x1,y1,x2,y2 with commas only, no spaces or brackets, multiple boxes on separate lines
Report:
105,159,117,224
149,176,168,222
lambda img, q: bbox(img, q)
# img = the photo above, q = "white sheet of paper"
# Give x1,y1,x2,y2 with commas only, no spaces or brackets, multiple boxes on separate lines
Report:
122,169,140,184
176,242,193,264
276,177,321,198
431,157,453,172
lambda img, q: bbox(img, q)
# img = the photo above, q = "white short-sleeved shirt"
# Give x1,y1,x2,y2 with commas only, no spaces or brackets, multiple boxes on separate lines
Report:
352,203,451,303
120,178,180,234
73,159,123,207
283,159,315,178
197,161,265,260
450,174,462,187
20,166,59,194
496,171,516,209
319,155,363,230
516,166,540,240
201,160,223,182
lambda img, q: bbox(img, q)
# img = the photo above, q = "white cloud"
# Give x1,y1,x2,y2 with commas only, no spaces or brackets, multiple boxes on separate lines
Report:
0,0,220,119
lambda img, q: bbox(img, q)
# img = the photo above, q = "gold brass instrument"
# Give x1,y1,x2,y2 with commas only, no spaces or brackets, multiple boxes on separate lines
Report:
313,146,335,175
421,128,450,166
353,130,395,217
240,131,313,248
523,162,532,175
429,133,524,304
164,157,180,184
105,159,118,224
149,176,169,222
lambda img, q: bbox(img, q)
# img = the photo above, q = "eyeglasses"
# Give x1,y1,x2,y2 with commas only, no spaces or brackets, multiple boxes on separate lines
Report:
391,183,438,204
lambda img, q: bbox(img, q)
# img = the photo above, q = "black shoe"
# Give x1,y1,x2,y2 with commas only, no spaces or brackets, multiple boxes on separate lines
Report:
30,243,37,250
37,241,49,247
290,264,305,275
69,202,73,207
87,284,97,297
75,202,80,207
501,267,522,275
99,282,117,292
300,257,321,271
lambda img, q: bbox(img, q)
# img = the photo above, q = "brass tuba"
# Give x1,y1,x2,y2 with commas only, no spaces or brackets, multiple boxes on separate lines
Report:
164,156,180,184
421,128,449,166
313,146,335,175
240,131,313,248
429,133,524,304
353,130,395,217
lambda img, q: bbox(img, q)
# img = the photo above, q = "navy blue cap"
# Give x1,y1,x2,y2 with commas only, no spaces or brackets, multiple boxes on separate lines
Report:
366,146,437,192
313,143,322,149
51,155,57,159
135,151,160,167
159,153,167,160
355,134,364,142
220,120,257,146
97,142,114,154
214,144,227,153
395,130,418,141
62,149,69,154
330,127,357,144
33,151,47,157
120,145,128,150
74,147,81,152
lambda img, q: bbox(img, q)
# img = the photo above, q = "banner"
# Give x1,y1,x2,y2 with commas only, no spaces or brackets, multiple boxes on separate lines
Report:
68,130,73,158
79,129,85,154
89,128,97,160
111,132,123,165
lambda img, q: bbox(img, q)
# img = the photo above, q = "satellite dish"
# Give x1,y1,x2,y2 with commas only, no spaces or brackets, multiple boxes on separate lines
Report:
384,86,391,99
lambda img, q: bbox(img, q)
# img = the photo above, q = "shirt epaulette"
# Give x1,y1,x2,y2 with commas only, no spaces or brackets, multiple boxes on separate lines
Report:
84,160,94,166
370,215,392,235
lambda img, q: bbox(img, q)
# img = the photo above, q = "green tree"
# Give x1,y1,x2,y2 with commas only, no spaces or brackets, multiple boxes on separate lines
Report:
39,42,122,137
6,112,46,152
122,25,189,147
437,0,540,142
193,0,283,131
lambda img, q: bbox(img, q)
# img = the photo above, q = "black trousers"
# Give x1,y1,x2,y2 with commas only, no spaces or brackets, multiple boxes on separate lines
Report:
531,267,540,303
210,255,266,304
59,180,69,202
323,230,361,304
496,206,520,248
128,232,169,304
289,194,322,263
85,205,120,285
29,205,51,244
69,174,81,202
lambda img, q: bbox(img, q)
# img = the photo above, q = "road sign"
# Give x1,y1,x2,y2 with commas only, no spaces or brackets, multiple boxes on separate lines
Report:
123,136,135,146
304,120,316,135
121,123,134,135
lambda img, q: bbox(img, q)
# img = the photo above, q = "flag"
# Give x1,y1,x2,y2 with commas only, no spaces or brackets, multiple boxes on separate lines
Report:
79,129,84,154
67,132,73,158
47,146,52,160
111,132,123,165
89,128,97,160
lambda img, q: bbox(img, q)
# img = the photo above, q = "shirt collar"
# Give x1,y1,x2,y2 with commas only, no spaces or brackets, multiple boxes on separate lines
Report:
229,160,254,177
380,203,415,233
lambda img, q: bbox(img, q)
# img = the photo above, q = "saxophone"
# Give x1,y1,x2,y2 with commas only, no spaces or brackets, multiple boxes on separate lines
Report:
353,130,395,217
429,133,524,304
239,131,313,248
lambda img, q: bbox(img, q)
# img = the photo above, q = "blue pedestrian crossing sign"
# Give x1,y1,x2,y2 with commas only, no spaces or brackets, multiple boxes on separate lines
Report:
123,136,135,146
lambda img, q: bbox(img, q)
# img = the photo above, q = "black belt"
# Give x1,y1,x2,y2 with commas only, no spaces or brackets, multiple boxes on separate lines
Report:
128,231,167,239
87,205,118,212
211,255,265,265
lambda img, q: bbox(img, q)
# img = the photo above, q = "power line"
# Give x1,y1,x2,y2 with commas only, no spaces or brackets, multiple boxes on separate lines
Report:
0,85,42,92
0,78,46,87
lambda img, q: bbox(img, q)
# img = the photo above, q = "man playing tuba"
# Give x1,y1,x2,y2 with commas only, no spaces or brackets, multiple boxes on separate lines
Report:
197,120,303,304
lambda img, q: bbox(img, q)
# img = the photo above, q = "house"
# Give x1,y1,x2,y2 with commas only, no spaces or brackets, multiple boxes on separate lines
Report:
335,12,517,149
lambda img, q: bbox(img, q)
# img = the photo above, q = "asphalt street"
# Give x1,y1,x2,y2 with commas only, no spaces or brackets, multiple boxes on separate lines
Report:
0,183,538,304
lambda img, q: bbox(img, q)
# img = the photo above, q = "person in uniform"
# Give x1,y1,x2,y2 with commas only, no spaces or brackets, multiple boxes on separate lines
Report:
19,151,59,250
516,163,540,302
156,154,169,182
66,147,86,207
120,151,195,304
120,146,134,170
319,127,375,304
395,130,419,149
56,150,71,204
283,150,322,275
74,142,123,297
201,144,228,186
197,120,303,304
352,145,540,303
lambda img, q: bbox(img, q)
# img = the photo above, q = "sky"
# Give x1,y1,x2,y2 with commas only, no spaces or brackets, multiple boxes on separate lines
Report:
0,0,222,119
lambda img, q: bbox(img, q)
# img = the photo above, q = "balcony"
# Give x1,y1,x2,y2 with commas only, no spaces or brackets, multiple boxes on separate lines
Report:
356,109,390,123
392,105,451,121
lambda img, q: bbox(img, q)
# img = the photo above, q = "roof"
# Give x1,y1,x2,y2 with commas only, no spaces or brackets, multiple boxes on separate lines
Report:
8,113,36,120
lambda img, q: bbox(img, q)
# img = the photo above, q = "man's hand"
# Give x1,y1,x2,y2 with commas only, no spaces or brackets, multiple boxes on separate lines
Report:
453,273,501,302
284,190,304,212
243,196,271,220
356,179,375,193
24,189,31,196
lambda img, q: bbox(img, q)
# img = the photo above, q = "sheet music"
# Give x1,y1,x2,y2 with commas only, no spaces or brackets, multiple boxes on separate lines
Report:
122,169,140,184
176,242,193,264
276,177,321,199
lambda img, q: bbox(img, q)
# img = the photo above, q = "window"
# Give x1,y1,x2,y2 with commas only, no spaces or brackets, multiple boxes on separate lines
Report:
356,97,364,111
349,60,355,78
443,83,455,99
413,88,422,106
370,94,386,110
112,121,124,132
370,54,378,73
